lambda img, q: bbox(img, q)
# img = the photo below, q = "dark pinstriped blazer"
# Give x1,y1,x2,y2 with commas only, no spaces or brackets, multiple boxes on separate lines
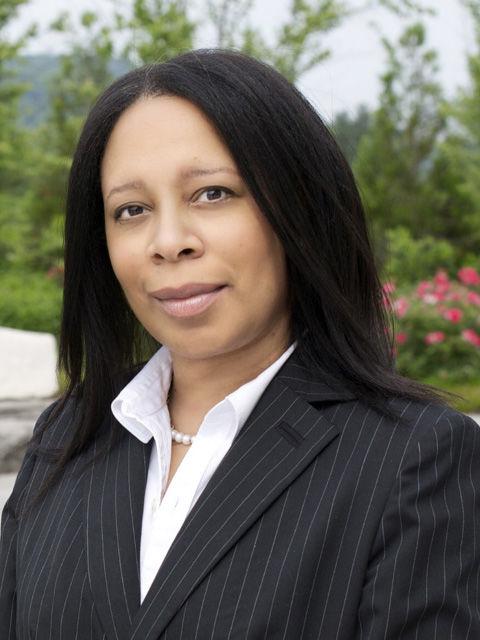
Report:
1,349,479,639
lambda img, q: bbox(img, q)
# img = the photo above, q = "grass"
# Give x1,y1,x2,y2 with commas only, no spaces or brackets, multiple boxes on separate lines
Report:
423,377,480,414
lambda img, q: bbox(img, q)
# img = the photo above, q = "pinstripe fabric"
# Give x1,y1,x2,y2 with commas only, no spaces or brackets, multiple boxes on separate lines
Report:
1,350,479,639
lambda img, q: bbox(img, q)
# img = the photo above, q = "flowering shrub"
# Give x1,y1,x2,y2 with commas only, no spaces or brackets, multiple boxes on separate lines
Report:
384,267,480,383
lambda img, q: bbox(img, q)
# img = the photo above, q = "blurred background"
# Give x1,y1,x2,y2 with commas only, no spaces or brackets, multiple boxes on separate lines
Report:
1,0,480,416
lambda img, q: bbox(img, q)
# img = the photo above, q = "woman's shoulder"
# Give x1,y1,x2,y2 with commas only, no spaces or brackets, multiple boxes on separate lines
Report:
387,396,479,443
326,394,479,475
31,363,144,449
383,397,478,478
29,394,78,450
395,400,479,477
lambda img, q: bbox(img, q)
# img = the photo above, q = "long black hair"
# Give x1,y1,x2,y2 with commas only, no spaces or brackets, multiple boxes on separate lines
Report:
29,48,453,507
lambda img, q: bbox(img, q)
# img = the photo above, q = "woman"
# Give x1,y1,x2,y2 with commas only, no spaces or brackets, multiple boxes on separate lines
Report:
0,49,478,639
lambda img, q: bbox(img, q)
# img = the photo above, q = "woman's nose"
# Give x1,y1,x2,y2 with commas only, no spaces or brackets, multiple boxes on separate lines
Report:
146,211,204,263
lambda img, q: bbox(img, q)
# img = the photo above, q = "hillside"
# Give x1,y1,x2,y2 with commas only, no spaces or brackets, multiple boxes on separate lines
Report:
12,55,129,127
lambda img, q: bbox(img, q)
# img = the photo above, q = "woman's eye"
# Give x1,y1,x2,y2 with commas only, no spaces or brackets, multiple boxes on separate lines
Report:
196,187,233,203
114,205,146,220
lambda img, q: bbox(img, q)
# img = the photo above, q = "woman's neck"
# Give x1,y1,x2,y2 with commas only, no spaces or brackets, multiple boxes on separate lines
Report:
166,332,292,434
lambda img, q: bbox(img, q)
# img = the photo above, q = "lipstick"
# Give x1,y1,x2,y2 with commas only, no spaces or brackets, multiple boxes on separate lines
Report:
151,284,227,318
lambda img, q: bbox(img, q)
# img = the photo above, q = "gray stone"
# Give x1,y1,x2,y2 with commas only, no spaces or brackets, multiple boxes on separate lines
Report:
0,473,17,513
0,326,58,399
0,398,53,473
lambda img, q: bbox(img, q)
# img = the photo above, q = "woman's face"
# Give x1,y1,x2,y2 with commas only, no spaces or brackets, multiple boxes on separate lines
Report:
101,95,291,360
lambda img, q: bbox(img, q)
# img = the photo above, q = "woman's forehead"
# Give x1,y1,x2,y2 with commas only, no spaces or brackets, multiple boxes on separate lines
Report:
101,96,236,187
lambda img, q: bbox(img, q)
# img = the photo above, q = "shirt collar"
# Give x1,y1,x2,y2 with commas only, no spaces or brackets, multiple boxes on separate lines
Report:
111,342,297,443
111,347,172,442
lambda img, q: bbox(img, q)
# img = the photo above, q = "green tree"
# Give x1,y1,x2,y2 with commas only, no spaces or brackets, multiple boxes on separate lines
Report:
353,23,445,241
428,0,480,257
113,0,195,66
198,0,369,85
332,104,371,164
47,11,115,157
0,0,35,190
0,0,36,267
6,11,117,270
246,0,346,83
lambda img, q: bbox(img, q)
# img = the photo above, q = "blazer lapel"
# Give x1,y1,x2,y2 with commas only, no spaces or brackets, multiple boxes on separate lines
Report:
84,416,152,640
130,351,354,640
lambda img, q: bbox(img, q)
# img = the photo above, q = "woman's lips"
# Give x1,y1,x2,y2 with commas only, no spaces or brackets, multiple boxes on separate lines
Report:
154,285,227,318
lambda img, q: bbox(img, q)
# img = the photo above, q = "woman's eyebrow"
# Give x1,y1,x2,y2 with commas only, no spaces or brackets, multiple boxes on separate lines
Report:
106,167,239,201
178,166,239,180
106,180,146,201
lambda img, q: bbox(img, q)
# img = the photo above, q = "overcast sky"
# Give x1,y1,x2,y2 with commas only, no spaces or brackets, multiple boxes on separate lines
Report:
7,0,476,120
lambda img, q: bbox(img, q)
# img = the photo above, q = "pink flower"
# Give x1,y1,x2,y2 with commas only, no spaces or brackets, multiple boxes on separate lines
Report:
447,292,462,302
443,308,463,323
383,281,396,295
423,293,439,305
467,291,480,306
462,329,480,347
396,332,408,344
393,297,409,317
417,280,432,297
435,284,450,296
434,270,450,286
425,331,445,345
458,267,480,286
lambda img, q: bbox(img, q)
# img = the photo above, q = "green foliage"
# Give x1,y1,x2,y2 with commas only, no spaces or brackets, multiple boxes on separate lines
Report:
0,190,30,267
113,0,195,65
268,0,346,81
354,22,445,238
375,0,433,15
204,0,347,83
48,11,115,151
354,5,480,265
427,1,480,255
0,0,36,193
381,226,459,285
331,104,371,164
0,0,34,67
12,11,119,272
0,269,63,334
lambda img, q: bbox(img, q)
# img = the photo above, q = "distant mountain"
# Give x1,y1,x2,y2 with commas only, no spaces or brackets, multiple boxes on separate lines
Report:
12,55,130,127
14,55,58,127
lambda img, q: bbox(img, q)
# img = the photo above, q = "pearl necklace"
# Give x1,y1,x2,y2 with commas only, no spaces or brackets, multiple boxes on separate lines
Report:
170,425,196,446
167,386,196,445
